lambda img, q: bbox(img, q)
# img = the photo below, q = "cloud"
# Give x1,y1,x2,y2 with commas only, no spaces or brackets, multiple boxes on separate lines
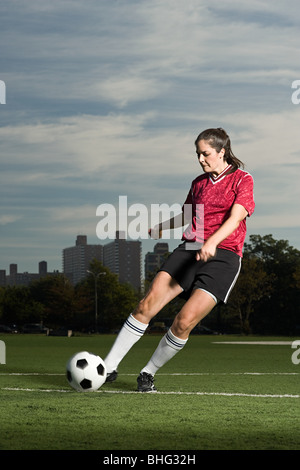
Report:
0,215,22,226
2,0,297,112
1,106,300,205
95,76,170,108
0,111,194,188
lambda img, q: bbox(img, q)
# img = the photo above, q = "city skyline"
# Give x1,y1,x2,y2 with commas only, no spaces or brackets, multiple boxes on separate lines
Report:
1,234,168,289
1,1,300,273
0,235,161,272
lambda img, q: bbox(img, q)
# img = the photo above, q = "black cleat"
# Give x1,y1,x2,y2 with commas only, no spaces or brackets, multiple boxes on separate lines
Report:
137,372,157,392
105,370,118,383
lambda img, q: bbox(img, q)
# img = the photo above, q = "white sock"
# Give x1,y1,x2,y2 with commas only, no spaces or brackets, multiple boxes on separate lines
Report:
141,329,188,376
104,314,148,374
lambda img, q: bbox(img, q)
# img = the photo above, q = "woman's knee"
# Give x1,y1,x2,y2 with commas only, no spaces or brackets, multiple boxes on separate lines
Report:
133,289,160,323
133,272,181,322
172,289,217,338
171,314,196,338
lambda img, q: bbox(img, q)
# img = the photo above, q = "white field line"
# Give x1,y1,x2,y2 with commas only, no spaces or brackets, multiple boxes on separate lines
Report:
1,387,299,398
1,372,299,398
212,341,294,345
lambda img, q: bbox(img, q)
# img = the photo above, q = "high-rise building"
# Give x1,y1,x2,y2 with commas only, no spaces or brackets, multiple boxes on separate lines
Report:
39,261,47,277
0,270,6,286
103,231,142,291
144,242,169,280
62,235,103,285
2,262,59,286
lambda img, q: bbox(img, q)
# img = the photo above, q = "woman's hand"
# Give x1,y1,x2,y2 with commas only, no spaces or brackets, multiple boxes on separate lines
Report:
148,226,162,239
196,241,217,262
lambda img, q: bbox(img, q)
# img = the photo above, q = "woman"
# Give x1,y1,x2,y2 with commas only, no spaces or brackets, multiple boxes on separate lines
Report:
104,128,255,392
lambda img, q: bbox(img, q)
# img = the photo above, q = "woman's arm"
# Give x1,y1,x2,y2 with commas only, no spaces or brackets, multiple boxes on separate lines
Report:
196,203,248,262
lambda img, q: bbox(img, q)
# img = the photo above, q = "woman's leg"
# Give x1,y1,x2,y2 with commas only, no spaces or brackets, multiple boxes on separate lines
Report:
139,289,216,386
171,288,217,339
104,271,183,376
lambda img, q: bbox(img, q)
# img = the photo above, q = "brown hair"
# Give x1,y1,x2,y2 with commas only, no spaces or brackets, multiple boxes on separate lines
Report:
195,127,244,171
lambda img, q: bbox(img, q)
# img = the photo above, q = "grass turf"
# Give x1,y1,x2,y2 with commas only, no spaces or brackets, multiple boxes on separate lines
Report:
0,333,299,450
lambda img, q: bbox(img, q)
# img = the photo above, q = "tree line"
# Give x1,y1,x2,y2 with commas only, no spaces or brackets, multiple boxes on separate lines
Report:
0,235,299,335
0,259,139,333
209,234,300,335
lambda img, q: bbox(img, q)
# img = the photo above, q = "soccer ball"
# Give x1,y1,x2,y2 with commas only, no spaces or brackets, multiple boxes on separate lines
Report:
66,351,107,392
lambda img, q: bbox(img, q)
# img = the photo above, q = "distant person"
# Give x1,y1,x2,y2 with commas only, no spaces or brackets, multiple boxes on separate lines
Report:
104,128,255,391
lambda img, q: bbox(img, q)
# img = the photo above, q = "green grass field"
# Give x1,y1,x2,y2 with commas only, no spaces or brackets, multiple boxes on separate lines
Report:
0,333,299,451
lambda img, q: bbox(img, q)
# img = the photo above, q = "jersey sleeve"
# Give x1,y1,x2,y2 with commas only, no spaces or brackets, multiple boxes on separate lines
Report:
234,173,255,217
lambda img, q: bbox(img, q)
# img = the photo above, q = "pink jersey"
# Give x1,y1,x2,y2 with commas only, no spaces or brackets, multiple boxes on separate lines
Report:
182,165,255,257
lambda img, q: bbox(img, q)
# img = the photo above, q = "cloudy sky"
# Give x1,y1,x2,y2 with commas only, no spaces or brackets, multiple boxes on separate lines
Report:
1,0,300,275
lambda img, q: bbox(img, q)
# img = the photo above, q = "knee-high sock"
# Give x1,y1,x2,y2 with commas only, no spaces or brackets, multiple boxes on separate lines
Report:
104,314,148,374
141,329,188,376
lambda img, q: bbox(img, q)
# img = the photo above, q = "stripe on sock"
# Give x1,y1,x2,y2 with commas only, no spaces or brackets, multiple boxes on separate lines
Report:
124,315,147,336
165,330,186,350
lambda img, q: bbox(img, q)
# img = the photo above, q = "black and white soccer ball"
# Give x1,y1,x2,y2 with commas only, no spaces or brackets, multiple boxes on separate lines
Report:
66,351,107,392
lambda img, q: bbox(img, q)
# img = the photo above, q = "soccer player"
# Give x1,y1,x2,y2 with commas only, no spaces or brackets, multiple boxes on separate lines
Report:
104,128,255,392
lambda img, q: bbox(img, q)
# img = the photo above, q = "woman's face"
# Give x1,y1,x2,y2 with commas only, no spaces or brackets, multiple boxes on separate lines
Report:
196,139,226,176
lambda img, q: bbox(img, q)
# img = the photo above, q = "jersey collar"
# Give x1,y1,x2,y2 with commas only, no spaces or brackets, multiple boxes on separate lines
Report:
209,164,232,184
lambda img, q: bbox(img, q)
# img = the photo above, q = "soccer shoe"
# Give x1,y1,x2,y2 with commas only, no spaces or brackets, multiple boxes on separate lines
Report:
137,372,157,392
105,370,118,383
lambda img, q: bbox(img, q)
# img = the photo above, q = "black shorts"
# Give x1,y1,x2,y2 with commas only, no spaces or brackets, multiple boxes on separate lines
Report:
159,242,241,303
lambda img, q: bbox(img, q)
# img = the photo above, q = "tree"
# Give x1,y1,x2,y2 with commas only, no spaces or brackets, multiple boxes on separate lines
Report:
30,274,76,327
77,259,139,331
224,255,275,334
243,234,300,335
0,287,5,321
293,265,300,289
0,285,44,325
